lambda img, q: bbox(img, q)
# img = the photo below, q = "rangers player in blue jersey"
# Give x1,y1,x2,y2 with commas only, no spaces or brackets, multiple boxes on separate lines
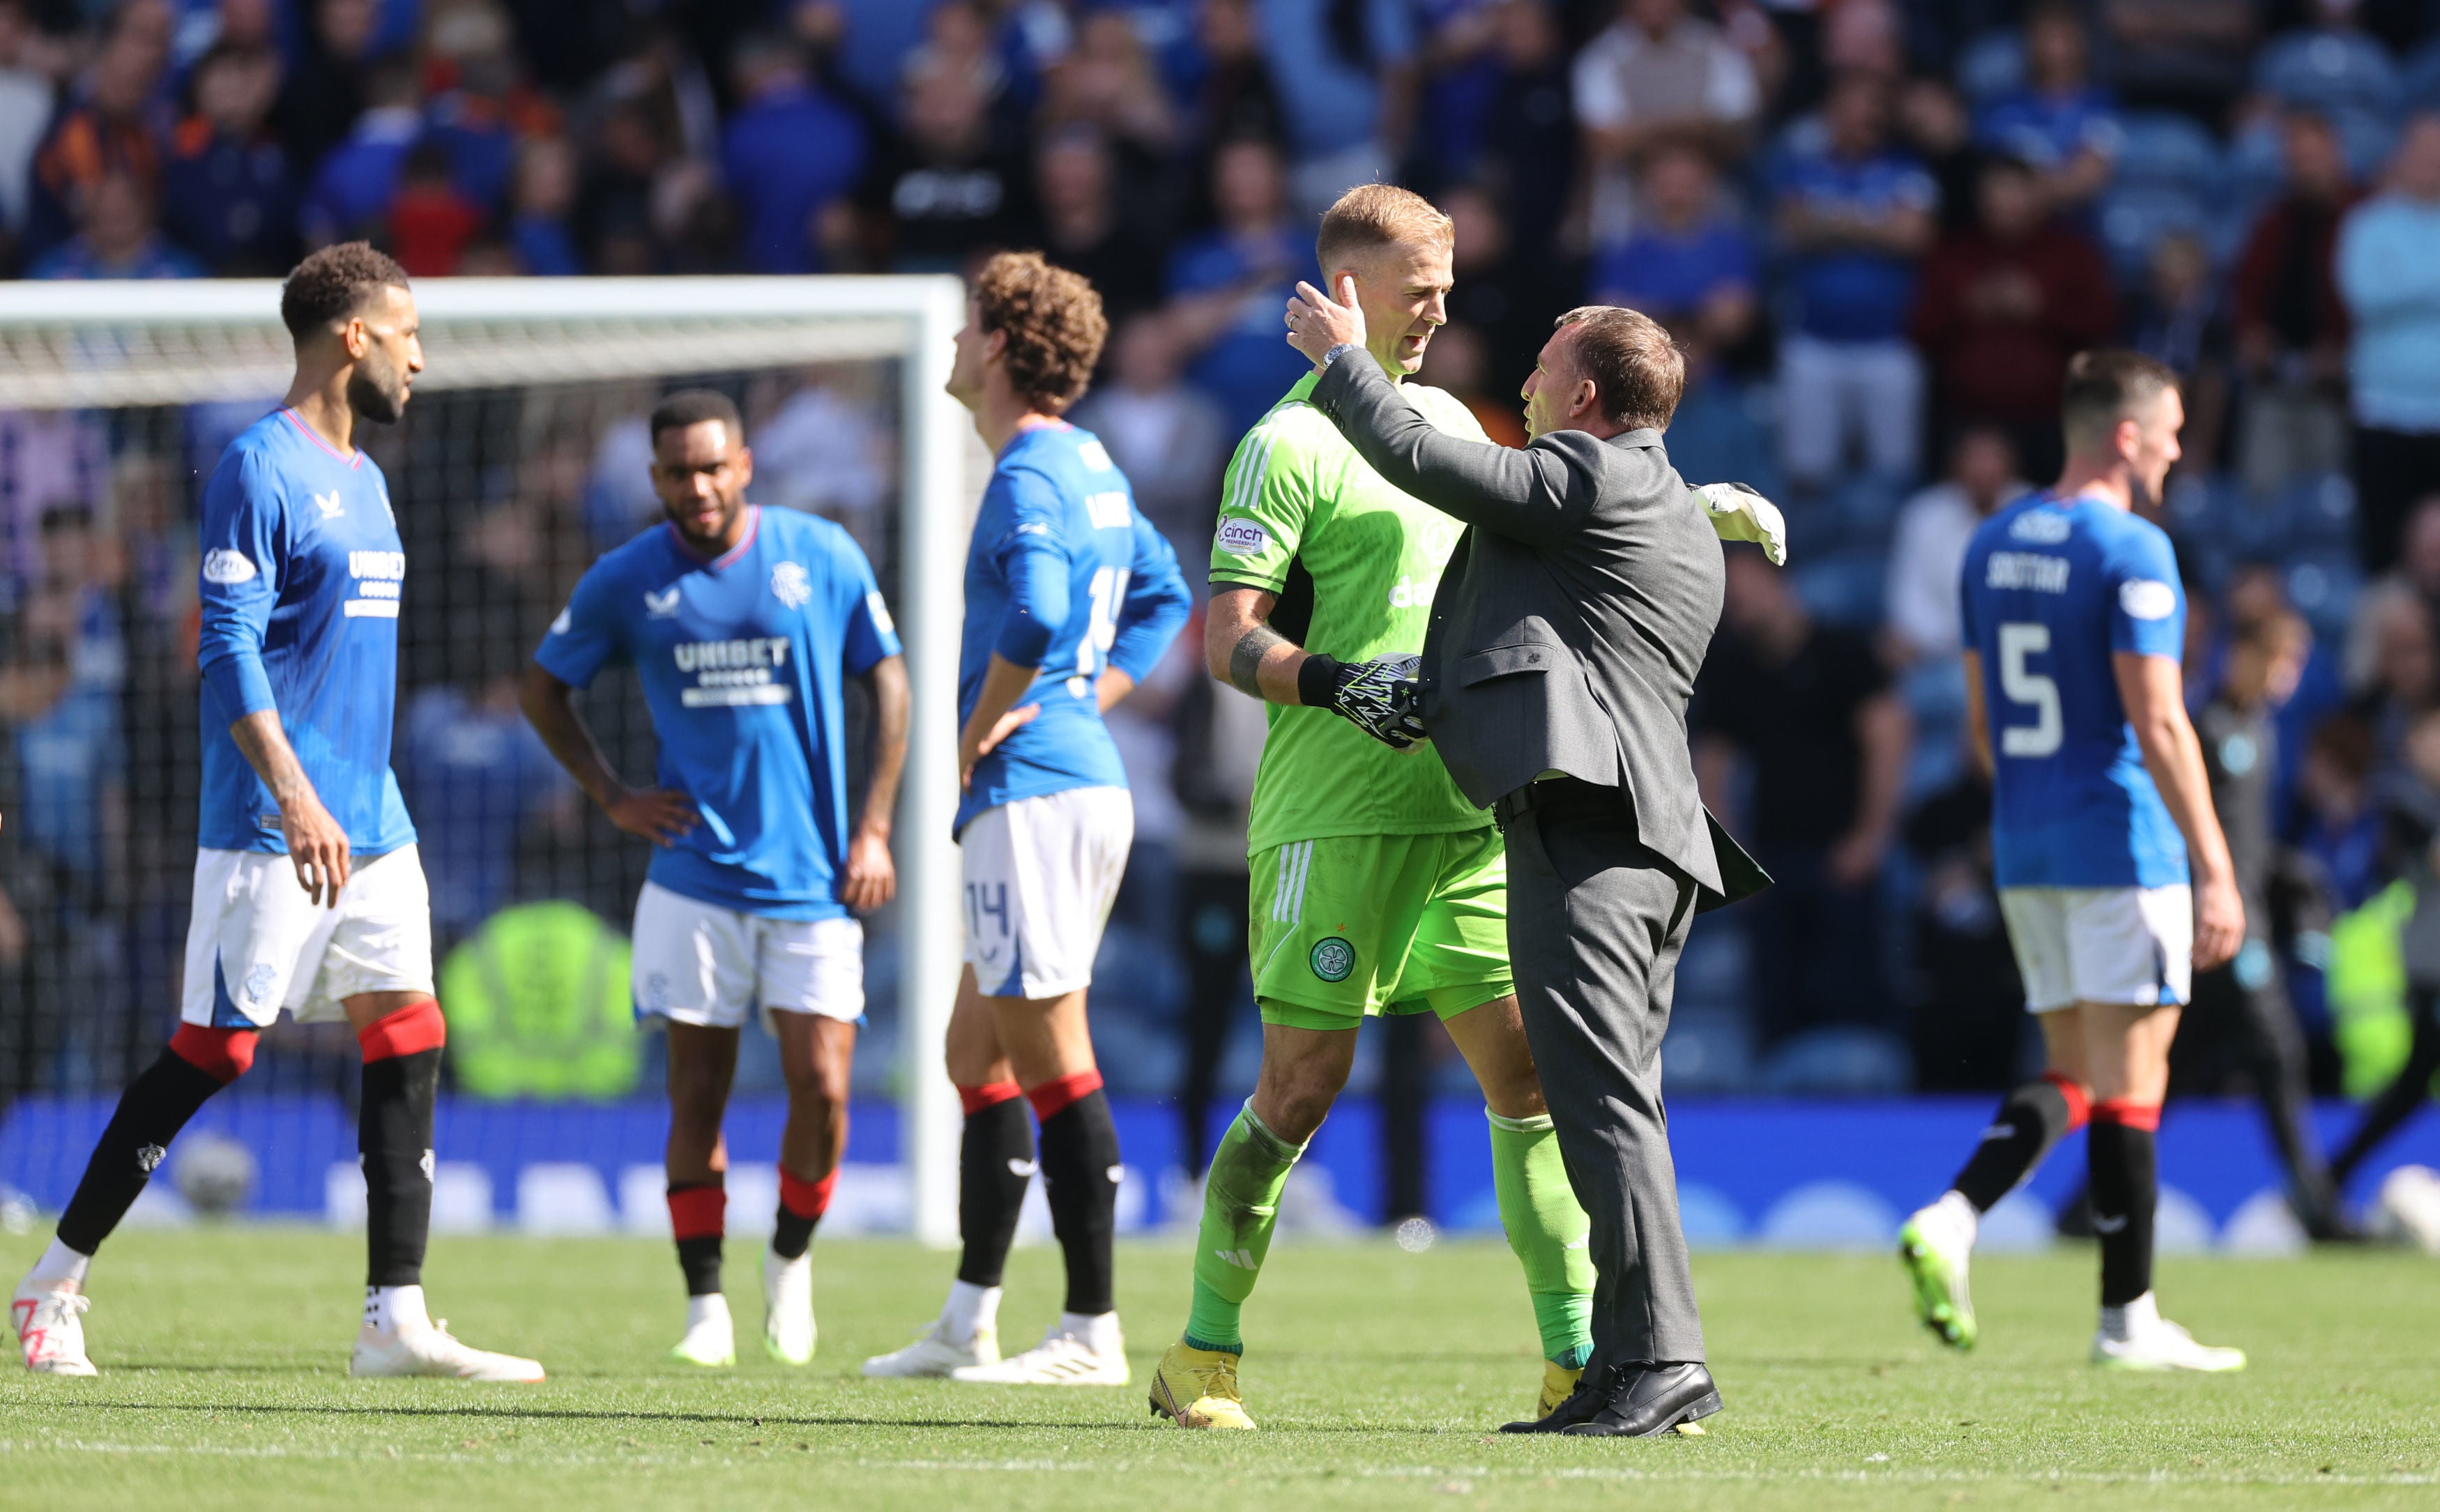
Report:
1899,351,2248,1371
13,245,542,1382
524,390,908,1370
865,252,1190,1387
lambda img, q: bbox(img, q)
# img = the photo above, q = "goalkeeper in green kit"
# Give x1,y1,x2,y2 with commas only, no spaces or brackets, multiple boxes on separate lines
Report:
1145,185,1784,1431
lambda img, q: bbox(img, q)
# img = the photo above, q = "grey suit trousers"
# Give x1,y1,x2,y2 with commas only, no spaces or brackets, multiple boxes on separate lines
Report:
1500,784,1706,1367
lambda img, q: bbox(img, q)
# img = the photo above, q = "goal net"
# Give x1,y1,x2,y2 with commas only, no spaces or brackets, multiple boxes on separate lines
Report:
0,276,975,1246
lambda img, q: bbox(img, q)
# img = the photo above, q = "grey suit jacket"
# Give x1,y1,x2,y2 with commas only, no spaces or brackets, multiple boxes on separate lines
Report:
1309,349,1765,908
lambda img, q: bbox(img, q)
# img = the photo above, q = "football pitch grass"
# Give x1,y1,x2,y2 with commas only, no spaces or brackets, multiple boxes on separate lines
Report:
3,1229,2435,1509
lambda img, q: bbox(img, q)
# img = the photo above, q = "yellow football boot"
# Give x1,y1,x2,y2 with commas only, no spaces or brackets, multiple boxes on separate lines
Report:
1147,1339,1256,1430
1537,1360,1585,1419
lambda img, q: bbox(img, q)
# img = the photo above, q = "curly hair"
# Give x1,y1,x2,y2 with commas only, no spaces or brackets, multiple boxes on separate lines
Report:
280,243,411,339
973,251,1107,413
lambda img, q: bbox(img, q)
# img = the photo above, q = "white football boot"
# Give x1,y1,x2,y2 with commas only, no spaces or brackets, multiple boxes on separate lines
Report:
763,1249,815,1366
670,1292,736,1367
862,1315,998,1377
13,1281,97,1377
351,1287,544,1382
2374,1165,2440,1255
2091,1293,2245,1372
950,1318,1129,1386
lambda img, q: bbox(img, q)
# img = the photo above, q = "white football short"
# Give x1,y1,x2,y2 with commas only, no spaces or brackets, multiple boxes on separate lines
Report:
961,785,1134,1000
1998,884,2194,1014
181,845,436,1029
630,881,866,1035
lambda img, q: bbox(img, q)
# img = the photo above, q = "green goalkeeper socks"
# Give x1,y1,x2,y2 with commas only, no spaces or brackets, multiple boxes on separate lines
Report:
1488,1108,1595,1368
1184,1102,1306,1352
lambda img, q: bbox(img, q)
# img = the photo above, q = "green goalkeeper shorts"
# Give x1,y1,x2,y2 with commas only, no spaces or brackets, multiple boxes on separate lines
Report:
1246,827,1513,1031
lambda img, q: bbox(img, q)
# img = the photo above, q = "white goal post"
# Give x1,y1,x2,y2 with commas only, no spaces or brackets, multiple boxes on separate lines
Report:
0,275,976,1246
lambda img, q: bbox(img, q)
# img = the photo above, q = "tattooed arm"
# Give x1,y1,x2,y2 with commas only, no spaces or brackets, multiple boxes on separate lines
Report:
1204,585,1308,704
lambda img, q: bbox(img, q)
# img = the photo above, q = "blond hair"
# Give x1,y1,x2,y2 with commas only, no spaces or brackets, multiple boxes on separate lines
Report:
1315,183,1453,273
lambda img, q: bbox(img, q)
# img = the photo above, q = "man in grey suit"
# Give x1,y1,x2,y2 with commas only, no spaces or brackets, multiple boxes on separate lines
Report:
1286,282,1773,1437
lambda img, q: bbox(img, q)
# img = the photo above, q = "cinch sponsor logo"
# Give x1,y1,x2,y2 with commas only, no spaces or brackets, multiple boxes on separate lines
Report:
1215,517,1267,556
1985,552,2069,593
675,636,795,707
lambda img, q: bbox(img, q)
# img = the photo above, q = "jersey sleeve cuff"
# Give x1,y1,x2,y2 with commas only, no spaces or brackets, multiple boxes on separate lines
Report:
200,651,277,719
1207,571,1286,595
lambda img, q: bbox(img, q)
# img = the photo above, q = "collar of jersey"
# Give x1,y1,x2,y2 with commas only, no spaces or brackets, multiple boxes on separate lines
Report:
664,505,760,569
280,407,363,469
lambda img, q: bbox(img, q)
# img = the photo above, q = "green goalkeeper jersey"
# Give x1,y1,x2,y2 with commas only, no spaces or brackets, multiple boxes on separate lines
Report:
1209,370,1491,853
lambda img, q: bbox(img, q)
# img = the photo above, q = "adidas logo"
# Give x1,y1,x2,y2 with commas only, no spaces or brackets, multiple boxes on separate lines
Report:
1214,1248,1257,1269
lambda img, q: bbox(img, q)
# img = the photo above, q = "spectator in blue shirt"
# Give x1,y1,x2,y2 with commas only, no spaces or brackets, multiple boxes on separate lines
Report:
1973,3,2119,216
298,56,423,247
160,42,295,277
2338,112,2440,576
1771,70,1937,488
507,134,582,275
1591,144,1756,368
721,31,867,274
1258,0,1417,219
29,170,201,279
1164,135,1313,437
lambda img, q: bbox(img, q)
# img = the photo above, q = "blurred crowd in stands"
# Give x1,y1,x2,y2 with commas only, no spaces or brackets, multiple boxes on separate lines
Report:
12,0,2440,1110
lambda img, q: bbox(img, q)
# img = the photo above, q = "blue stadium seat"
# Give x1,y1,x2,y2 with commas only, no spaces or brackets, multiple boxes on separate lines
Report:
2332,105,2400,182
2256,29,2402,119
1955,30,2025,103
2098,183,2211,282
2405,36,2440,109
2113,112,2225,196
2283,549,2363,640
1829,474,1905,548
1791,550,1886,629
2278,471,2358,551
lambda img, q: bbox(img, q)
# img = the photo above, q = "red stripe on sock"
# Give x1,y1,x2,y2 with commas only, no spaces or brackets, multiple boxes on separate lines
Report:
356,1000,445,1062
778,1168,837,1221
2091,1099,2160,1132
958,1081,1023,1117
1025,1069,1103,1120
2041,1071,2091,1130
168,1023,258,1083
667,1183,726,1239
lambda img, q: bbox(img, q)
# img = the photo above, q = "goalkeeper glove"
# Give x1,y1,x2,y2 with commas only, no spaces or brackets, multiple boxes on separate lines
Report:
1297,653,1427,749
1696,482,1788,566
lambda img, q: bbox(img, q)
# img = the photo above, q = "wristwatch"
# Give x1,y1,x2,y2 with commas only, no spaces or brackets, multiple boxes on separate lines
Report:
1320,342,1361,371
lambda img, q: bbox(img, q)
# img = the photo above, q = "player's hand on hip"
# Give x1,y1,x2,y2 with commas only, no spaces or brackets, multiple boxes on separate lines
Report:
840,827,897,912
959,704,1039,790
605,786,699,847
2191,873,2245,972
1325,655,1428,749
279,793,352,908
1286,275,1366,367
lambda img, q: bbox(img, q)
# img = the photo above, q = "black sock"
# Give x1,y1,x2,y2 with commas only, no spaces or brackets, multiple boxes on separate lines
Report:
56,1048,228,1255
957,1097,1033,1288
360,1047,439,1288
1950,1076,2084,1214
669,1179,726,1295
772,1209,816,1262
2089,1114,2158,1308
1037,1088,1120,1317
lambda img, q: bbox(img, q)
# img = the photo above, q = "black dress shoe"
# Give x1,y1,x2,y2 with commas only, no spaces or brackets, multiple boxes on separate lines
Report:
1562,1361,1722,1438
1495,1366,1615,1434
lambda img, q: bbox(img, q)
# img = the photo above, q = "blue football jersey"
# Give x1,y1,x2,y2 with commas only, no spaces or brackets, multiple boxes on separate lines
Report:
195,409,415,857
1960,491,2188,889
956,421,1191,835
535,507,901,919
